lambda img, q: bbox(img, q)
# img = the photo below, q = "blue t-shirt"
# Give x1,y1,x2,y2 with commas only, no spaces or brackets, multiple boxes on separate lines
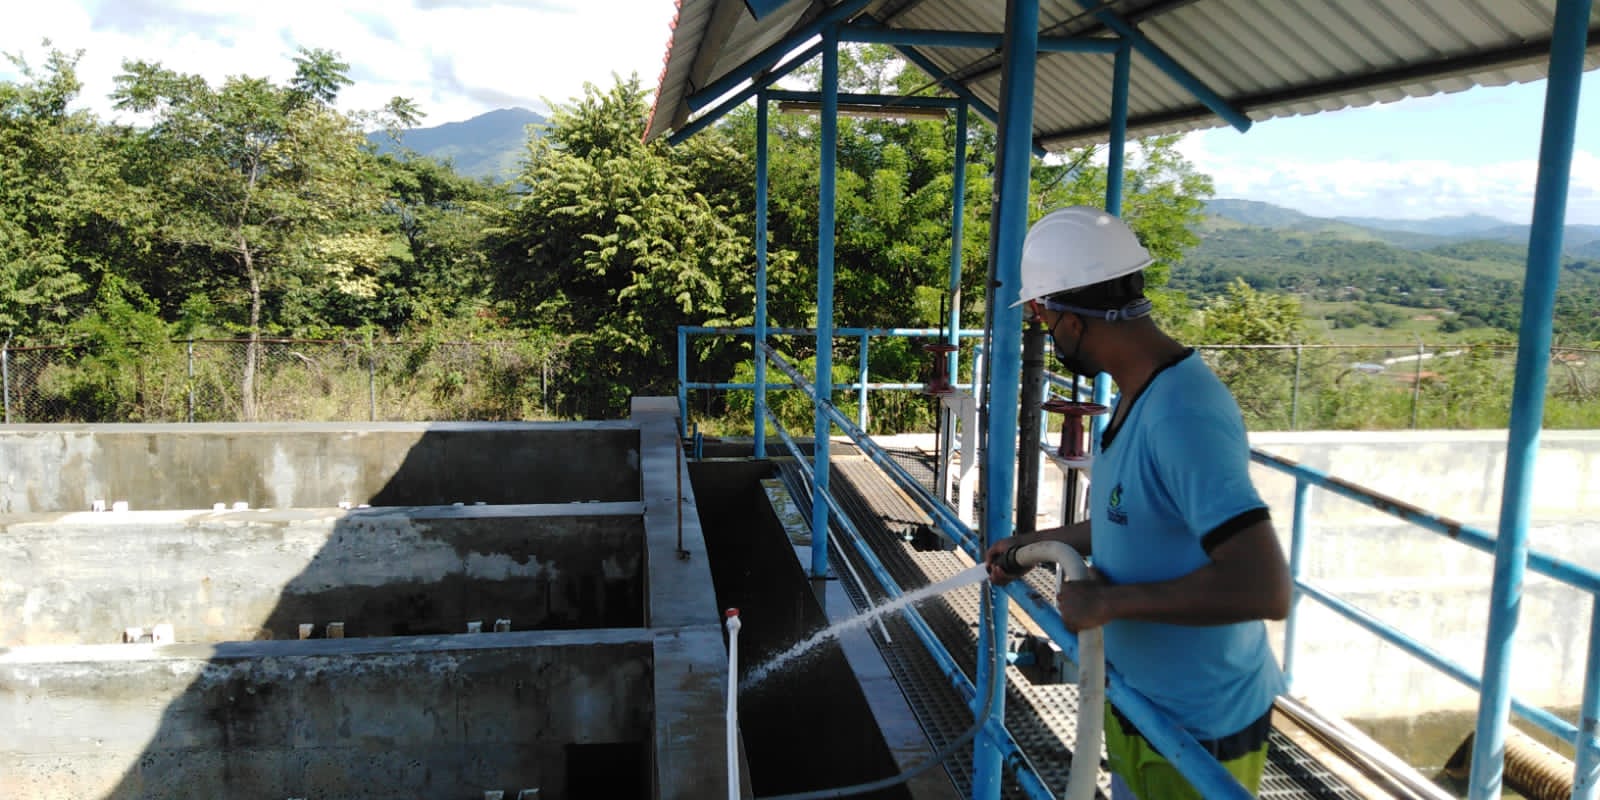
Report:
1089,350,1286,740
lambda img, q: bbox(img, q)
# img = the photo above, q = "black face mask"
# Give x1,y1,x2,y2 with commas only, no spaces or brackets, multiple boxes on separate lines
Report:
1048,312,1098,377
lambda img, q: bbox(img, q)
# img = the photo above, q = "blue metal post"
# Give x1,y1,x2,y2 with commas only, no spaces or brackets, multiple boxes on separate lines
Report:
974,1,1039,794
1282,478,1311,691
1090,43,1131,447
810,27,839,581
755,93,770,458
857,333,870,432
947,103,968,380
1576,596,1600,800
1470,2,1592,797
678,326,689,437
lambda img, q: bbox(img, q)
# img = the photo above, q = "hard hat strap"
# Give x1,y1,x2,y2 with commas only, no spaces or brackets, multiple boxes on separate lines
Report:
1039,296,1152,322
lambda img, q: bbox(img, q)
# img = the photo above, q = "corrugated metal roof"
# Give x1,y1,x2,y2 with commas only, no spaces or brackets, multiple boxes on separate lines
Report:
646,0,1600,149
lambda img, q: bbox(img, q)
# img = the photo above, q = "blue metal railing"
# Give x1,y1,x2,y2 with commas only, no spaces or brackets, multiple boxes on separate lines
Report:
759,342,1256,799
1256,448,1600,799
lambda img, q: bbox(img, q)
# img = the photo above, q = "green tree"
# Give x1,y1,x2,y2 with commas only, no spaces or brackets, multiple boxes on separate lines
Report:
112,49,412,418
0,46,143,337
490,74,754,418
1194,279,1309,428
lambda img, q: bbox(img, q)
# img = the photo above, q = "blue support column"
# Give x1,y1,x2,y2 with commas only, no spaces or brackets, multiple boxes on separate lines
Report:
1469,2,1592,797
754,93,770,459
947,103,968,379
1576,596,1600,800
810,27,840,581
857,333,870,431
974,1,1039,795
1282,478,1311,691
1091,43,1131,446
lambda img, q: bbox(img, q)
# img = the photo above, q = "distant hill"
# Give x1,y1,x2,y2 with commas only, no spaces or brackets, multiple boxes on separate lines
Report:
1204,199,1600,256
369,107,545,181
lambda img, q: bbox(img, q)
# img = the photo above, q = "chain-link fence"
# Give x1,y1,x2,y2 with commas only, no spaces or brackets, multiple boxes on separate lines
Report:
1,337,573,424
1194,343,1600,431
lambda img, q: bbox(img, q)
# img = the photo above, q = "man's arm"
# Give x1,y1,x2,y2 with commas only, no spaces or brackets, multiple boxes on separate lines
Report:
1055,518,1290,631
984,519,1092,585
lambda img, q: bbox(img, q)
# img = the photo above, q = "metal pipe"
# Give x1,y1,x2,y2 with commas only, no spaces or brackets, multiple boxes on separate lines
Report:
857,333,870,432
1297,580,1578,745
1282,478,1312,691
1576,595,1600,800
678,326,690,437
670,41,827,145
755,92,770,459
998,578,1256,799
1250,449,1600,595
681,325,985,337
1016,324,1047,533
948,103,968,383
975,1,1040,792
1065,0,1251,133
685,0,872,112
725,608,742,800
1474,6,1589,793
1089,42,1132,449
884,40,1047,159
840,24,1120,53
766,412,1055,798
810,26,840,581
186,339,195,423
764,89,963,109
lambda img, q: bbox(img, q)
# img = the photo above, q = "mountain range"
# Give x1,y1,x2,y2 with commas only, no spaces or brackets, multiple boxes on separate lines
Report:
1203,198,1600,258
369,107,546,181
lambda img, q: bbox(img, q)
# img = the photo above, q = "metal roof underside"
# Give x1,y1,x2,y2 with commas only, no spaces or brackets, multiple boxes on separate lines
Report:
646,0,1600,150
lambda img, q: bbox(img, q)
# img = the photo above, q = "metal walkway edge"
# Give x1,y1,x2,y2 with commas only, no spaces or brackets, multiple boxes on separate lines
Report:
776,446,1395,800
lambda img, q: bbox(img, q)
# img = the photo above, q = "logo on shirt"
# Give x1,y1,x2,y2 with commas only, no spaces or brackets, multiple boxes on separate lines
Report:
1107,482,1128,525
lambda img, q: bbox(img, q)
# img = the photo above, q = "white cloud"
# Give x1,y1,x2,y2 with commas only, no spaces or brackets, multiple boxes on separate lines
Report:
1177,132,1600,224
0,0,678,125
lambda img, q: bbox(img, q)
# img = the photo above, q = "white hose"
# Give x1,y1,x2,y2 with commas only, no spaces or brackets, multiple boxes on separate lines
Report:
1005,540,1104,800
726,608,742,800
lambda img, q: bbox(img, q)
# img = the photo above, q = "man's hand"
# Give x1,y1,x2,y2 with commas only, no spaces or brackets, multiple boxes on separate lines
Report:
1056,569,1112,632
984,536,1029,586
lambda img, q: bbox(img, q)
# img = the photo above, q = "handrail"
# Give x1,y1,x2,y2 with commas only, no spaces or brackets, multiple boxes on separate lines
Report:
1254,446,1599,792
761,342,1256,800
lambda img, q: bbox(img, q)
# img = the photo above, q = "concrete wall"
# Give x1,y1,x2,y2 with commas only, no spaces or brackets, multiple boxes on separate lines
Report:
0,632,654,800
0,422,641,512
0,504,646,646
1244,430,1600,720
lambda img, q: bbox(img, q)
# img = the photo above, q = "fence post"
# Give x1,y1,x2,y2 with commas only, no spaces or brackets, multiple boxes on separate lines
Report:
857,333,870,432
2,336,10,424
1291,344,1303,431
1411,338,1424,429
186,339,195,423
367,335,377,422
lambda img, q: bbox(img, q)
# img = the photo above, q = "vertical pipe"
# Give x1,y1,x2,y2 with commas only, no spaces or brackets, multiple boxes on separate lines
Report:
810,26,840,580
725,608,742,800
1411,338,1424,429
186,339,195,423
858,333,870,432
1282,478,1312,691
1091,42,1132,447
755,94,771,459
974,0,1039,794
1291,343,1303,431
1,337,10,424
1470,3,1591,797
678,327,689,438
1575,596,1600,800
948,103,969,381
1016,324,1046,533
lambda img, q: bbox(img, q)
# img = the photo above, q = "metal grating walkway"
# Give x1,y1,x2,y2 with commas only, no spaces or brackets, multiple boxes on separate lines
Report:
778,445,1374,800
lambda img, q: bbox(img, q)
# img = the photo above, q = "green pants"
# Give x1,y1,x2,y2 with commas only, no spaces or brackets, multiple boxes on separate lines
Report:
1103,704,1270,799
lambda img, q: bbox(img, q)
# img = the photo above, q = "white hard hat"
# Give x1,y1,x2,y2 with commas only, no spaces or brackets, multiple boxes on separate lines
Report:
1010,206,1153,307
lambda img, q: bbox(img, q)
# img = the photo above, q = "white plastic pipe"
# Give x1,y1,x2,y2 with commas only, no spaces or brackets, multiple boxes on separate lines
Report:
725,608,742,800
1005,541,1104,800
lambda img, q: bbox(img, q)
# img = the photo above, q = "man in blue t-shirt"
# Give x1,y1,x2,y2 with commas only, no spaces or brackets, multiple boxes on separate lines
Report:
986,206,1291,800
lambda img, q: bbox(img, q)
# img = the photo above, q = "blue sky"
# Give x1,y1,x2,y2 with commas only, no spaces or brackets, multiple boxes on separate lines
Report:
2,1,1596,224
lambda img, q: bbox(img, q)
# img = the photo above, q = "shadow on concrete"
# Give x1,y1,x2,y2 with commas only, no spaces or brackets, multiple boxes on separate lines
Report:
86,427,653,800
